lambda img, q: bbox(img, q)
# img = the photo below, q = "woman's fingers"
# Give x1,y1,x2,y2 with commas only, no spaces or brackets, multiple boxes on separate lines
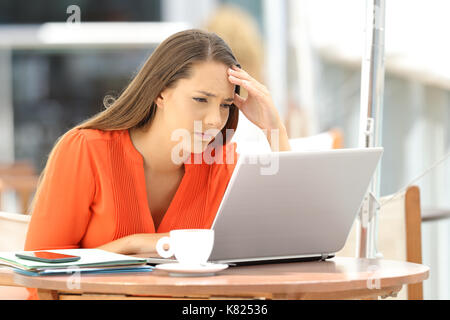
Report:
228,75,263,99
228,66,268,94
230,65,251,81
233,92,245,109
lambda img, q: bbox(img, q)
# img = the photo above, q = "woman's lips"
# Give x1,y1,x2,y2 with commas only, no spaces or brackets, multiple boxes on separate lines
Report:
195,132,213,140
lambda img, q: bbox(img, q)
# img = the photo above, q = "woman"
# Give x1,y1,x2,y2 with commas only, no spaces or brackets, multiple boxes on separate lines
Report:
25,29,290,260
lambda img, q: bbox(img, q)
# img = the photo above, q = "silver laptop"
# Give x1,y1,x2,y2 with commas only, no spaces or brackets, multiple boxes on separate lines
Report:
147,147,383,266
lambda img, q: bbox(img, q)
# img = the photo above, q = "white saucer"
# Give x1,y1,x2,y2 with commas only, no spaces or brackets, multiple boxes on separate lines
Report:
155,263,229,277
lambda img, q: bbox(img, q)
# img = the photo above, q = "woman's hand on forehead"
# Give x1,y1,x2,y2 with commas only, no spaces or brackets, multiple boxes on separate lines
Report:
227,65,283,131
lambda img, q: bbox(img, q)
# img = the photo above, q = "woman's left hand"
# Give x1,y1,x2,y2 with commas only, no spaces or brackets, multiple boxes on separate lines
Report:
227,65,283,131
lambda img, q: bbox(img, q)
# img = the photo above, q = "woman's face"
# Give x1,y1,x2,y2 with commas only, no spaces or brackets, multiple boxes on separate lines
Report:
156,61,235,154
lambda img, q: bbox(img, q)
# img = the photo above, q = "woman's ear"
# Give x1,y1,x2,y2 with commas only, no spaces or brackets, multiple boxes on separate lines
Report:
155,88,171,109
154,93,164,109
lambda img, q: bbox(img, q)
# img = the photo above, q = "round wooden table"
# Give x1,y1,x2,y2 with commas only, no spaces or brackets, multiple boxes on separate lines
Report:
5,257,429,300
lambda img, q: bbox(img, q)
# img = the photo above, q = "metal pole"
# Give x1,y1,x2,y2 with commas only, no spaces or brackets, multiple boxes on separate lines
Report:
356,0,386,259
0,48,14,163
263,0,288,119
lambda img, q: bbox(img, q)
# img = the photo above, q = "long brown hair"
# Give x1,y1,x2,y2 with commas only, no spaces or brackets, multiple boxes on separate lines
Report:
28,29,241,214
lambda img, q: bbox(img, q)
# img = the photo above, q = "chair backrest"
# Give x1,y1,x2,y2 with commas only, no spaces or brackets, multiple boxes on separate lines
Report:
231,112,343,153
336,185,423,300
289,128,344,151
0,163,39,214
0,211,31,251
0,161,35,176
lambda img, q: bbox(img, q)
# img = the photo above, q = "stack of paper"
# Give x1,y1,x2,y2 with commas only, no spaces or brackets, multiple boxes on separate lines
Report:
0,249,154,276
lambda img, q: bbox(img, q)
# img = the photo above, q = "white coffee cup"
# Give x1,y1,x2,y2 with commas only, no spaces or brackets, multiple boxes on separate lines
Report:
156,229,214,266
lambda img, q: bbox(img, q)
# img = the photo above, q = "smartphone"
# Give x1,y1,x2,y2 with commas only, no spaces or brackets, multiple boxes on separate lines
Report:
15,251,81,263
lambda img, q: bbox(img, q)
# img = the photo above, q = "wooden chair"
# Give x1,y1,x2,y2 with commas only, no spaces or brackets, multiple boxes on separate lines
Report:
0,161,35,176
234,127,344,154
0,211,31,251
337,185,423,300
0,211,31,299
288,128,343,150
0,161,38,214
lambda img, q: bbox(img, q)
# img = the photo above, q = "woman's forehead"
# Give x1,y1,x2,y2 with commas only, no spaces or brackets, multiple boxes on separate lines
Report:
183,83,235,98
169,61,235,95
186,73,234,93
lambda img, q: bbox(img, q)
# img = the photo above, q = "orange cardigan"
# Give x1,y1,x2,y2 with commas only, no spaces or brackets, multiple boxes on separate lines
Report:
24,128,238,298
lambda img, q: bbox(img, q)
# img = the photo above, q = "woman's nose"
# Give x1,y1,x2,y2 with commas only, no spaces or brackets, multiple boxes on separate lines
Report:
204,106,223,128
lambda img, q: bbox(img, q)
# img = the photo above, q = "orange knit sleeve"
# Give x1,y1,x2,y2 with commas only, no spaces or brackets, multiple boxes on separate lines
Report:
24,129,96,251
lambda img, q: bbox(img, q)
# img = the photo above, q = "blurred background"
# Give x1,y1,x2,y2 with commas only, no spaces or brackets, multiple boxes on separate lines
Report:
0,0,449,299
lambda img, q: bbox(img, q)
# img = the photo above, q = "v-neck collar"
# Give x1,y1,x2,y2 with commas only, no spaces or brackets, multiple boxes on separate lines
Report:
124,128,199,172
123,129,202,232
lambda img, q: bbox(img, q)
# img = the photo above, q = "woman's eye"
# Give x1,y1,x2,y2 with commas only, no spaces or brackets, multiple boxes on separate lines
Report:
193,98,232,108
